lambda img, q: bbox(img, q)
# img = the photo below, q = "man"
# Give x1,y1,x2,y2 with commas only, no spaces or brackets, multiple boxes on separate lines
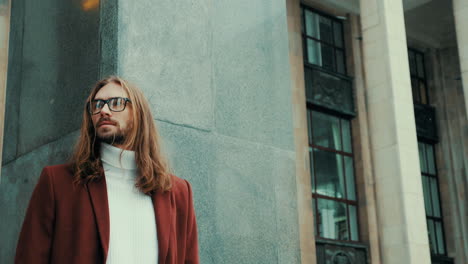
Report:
15,76,199,264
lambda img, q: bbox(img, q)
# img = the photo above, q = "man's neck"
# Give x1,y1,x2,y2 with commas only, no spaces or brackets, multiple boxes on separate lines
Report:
100,142,137,170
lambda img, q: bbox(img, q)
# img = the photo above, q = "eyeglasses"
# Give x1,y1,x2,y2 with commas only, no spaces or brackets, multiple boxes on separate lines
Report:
88,97,132,115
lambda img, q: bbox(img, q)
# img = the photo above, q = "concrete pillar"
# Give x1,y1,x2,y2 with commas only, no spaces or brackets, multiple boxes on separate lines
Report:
0,0,100,261
286,0,316,263
111,0,301,263
359,0,431,263
453,0,468,117
0,0,11,179
431,46,468,263
348,14,382,264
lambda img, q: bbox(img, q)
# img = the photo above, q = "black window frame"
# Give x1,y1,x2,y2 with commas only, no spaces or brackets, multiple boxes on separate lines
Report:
301,6,360,243
308,108,360,243
408,48,430,104
418,140,448,257
301,6,348,76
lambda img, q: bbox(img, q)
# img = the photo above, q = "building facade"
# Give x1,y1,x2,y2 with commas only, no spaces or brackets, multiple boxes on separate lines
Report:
0,0,467,263
289,0,468,263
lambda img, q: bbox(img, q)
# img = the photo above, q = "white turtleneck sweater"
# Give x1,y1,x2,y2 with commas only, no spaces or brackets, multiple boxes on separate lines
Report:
100,143,158,264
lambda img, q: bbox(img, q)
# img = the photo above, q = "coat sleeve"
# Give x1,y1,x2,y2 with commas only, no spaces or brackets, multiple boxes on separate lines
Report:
15,167,55,264
184,180,199,264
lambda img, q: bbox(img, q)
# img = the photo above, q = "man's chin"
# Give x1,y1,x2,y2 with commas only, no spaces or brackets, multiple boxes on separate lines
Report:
97,133,126,145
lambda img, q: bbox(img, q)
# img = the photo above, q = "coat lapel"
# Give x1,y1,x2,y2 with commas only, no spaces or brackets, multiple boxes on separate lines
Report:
152,189,174,263
86,174,174,263
87,178,110,263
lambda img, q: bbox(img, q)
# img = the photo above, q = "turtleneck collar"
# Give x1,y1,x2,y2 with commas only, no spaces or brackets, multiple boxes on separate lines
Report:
100,143,138,170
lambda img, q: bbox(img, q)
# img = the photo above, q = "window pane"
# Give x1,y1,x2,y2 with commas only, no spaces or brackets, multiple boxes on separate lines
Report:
426,144,436,175
435,221,446,255
427,219,437,255
341,119,352,153
349,205,359,241
344,156,356,201
311,111,342,151
320,43,335,71
422,176,433,216
309,147,315,193
333,21,343,48
307,39,322,66
305,10,319,38
318,16,333,44
417,53,425,78
336,49,345,74
317,199,348,240
314,148,345,198
430,177,441,217
418,142,428,174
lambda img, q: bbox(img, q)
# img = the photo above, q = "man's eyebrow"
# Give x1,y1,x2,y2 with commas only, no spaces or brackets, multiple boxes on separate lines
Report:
92,96,119,100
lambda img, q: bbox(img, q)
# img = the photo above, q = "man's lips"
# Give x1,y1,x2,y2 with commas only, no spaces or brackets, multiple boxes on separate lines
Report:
98,121,116,127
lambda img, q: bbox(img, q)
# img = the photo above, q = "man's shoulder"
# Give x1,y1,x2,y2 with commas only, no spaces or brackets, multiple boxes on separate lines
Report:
41,163,75,182
169,174,194,197
43,163,74,173
168,174,195,209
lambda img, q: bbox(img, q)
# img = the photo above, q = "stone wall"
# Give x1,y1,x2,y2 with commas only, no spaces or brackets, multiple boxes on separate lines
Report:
0,0,99,261
0,0,302,263
113,0,301,262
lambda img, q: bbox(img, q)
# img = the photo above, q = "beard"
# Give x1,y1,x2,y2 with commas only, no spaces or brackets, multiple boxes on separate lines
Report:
97,130,126,145
95,118,130,146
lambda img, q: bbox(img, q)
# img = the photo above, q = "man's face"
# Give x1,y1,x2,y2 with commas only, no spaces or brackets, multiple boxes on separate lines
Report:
91,82,133,147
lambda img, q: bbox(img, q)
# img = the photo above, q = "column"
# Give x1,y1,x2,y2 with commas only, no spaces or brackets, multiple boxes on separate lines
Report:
359,0,431,263
453,0,468,117
0,0,11,178
286,0,316,263
348,14,382,264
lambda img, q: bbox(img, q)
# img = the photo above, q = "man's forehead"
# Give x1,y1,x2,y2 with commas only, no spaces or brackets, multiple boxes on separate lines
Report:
93,82,128,100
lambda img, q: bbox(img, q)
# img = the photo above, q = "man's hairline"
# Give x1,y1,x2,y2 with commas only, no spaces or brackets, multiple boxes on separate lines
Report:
92,81,129,101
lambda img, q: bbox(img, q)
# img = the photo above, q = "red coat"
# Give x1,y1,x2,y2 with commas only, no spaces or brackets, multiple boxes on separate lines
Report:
15,164,199,264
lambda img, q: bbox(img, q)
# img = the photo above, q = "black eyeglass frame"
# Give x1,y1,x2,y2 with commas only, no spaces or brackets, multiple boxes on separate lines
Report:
88,97,132,115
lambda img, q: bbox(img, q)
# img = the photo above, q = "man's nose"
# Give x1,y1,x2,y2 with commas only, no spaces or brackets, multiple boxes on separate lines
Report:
100,103,112,116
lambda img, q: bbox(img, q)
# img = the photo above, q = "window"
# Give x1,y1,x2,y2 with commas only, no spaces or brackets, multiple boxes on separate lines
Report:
302,7,346,75
418,142,447,256
408,49,429,104
302,7,358,242
409,48,448,256
307,110,358,241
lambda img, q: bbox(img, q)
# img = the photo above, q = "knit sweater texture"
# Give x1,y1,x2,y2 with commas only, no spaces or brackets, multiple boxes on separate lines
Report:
100,143,158,263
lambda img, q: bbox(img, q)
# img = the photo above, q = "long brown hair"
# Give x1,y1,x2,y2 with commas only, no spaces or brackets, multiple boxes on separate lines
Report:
70,76,172,194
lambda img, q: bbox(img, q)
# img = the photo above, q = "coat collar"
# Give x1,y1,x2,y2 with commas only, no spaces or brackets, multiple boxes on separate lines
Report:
87,177,174,263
